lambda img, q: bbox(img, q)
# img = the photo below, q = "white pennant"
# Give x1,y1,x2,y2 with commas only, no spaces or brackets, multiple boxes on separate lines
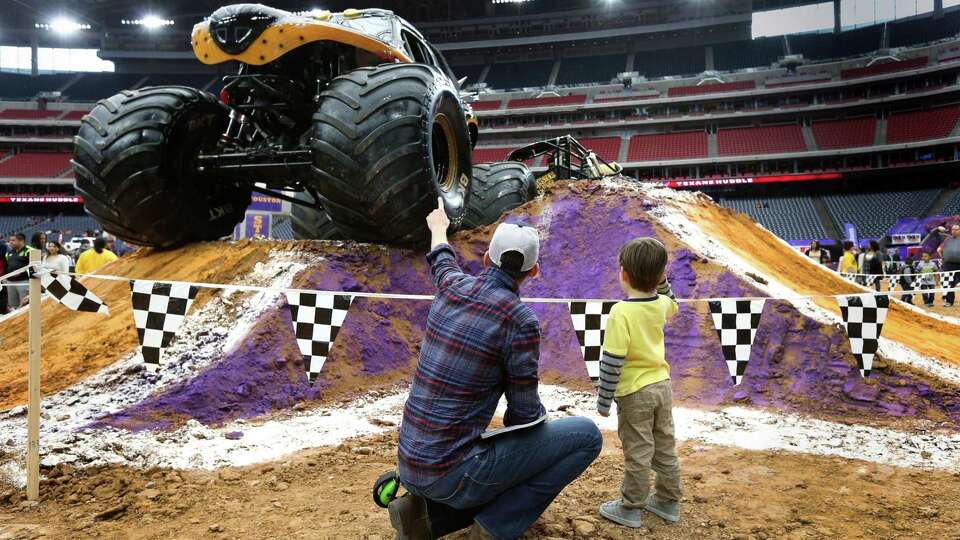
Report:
39,271,109,315
130,281,199,371
567,301,617,382
837,295,889,377
285,292,353,383
707,299,765,385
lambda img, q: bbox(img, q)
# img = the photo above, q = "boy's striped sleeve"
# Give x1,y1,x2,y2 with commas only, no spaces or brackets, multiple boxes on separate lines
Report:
657,278,676,302
597,351,625,414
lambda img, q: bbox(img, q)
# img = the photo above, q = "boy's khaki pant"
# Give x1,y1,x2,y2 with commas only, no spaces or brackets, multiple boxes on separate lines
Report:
615,379,682,508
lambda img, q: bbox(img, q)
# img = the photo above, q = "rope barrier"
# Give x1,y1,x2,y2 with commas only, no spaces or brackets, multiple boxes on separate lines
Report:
1,264,956,305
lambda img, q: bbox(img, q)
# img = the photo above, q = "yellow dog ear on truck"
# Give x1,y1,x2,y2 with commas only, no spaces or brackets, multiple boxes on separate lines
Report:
191,20,413,66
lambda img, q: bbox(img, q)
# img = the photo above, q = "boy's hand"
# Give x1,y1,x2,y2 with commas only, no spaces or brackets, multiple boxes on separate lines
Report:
426,197,450,249
598,409,610,418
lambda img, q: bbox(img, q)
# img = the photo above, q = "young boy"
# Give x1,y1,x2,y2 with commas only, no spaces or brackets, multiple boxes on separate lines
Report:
597,238,680,528
916,252,939,308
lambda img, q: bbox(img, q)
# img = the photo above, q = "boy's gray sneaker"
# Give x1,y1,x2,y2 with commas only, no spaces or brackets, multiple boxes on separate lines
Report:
644,493,681,523
599,499,643,528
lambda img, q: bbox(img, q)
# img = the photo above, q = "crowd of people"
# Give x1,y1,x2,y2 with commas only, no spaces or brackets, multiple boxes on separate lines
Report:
807,223,960,308
0,230,121,314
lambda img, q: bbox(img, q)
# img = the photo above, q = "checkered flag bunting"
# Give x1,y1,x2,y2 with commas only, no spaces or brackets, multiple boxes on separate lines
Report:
837,295,889,377
568,301,618,382
285,292,353,383
944,271,959,289
863,275,879,287
39,271,109,315
130,281,199,371
910,273,925,291
707,299,765,385
886,275,898,290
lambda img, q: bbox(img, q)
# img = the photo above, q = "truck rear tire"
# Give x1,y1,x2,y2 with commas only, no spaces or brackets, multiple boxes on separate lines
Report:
463,161,538,229
72,86,251,248
310,63,472,244
290,191,343,241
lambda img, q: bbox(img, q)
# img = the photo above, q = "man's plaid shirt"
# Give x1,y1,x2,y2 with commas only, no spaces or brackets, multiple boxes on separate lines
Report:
398,243,546,489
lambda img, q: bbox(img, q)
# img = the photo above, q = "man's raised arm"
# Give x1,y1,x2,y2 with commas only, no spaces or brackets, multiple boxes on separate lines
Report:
425,197,467,290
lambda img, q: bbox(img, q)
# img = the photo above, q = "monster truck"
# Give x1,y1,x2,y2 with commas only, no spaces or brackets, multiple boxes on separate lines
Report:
72,5,542,247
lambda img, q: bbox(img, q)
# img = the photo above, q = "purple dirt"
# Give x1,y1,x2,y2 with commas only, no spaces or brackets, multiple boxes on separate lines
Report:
94,190,960,432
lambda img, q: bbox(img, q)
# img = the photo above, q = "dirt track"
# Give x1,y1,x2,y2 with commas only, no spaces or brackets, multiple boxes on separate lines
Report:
3,431,959,540
683,199,960,366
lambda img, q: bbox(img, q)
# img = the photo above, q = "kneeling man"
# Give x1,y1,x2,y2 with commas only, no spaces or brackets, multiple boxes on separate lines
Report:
392,199,602,540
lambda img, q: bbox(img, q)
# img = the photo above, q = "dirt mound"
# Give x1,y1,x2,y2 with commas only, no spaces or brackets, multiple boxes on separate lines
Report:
73,182,960,433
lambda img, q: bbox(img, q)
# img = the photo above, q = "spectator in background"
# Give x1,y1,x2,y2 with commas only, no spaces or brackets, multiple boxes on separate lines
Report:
916,252,939,308
3,233,32,312
839,241,859,275
859,240,885,291
30,232,47,263
75,237,117,275
899,255,916,305
42,241,71,274
807,241,830,266
937,223,960,307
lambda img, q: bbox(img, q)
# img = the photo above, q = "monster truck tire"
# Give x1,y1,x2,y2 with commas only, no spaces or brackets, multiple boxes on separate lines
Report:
463,161,538,229
72,86,251,248
310,63,472,243
290,192,343,241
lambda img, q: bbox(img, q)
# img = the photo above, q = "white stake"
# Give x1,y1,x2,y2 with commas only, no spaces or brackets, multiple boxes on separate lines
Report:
26,251,41,501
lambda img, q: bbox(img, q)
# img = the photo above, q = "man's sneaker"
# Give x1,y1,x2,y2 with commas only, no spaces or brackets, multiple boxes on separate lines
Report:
946,303,954,307
388,494,432,540
644,493,681,523
599,499,643,528
925,303,934,308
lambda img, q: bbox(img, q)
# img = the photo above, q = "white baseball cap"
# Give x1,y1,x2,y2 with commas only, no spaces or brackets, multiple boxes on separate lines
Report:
488,223,539,272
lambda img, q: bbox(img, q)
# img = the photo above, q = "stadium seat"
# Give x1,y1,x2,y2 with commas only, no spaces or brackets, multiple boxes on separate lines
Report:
64,73,145,101
506,95,586,109
555,54,627,85
0,152,73,178
887,105,960,143
823,189,941,238
470,100,503,111
717,196,827,241
667,81,755,98
483,59,554,90
812,117,876,149
717,125,806,156
627,132,708,161
60,110,91,121
0,109,61,120
840,57,928,80
577,137,621,163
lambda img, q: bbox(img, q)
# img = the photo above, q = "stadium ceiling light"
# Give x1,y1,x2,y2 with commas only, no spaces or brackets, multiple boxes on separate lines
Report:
35,18,91,33
121,15,175,28
491,0,533,4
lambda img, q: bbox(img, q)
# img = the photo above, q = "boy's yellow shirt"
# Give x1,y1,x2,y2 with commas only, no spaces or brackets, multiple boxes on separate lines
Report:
840,251,859,274
602,295,678,397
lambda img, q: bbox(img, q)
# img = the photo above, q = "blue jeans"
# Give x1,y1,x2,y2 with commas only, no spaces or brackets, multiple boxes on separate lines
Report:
409,416,602,540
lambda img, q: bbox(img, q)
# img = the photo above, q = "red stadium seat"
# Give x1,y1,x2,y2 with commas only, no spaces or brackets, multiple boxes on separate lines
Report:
667,81,755,97
506,95,587,109
812,117,876,149
887,105,960,143
627,131,708,161
470,101,502,111
577,137,621,162
717,125,806,156
0,109,60,120
840,56,927,79
60,110,91,120
0,152,73,178
765,78,831,88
